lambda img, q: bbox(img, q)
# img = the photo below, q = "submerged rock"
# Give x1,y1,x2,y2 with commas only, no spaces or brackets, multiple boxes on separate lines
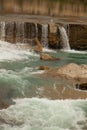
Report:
40,53,60,61
38,66,50,70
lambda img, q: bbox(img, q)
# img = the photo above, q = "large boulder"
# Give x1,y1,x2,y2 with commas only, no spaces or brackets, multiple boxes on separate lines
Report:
44,63,87,83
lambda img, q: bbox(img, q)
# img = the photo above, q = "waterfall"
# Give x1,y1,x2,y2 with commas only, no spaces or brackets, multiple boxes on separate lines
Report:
5,22,15,43
41,24,48,48
0,22,5,41
0,22,37,44
36,24,38,37
0,22,48,47
59,25,70,50
64,24,70,38
16,22,25,43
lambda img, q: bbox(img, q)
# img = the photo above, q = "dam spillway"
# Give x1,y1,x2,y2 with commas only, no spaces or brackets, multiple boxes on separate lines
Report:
0,16,87,50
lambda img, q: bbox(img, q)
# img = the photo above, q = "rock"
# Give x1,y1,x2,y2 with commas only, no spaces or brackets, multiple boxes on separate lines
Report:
38,66,50,70
0,100,10,109
42,86,87,99
24,22,36,44
0,99,15,110
48,23,60,48
34,37,43,52
44,63,87,83
40,53,60,61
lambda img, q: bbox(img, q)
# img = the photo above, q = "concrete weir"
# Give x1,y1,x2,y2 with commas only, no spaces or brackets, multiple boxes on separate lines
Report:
0,19,87,50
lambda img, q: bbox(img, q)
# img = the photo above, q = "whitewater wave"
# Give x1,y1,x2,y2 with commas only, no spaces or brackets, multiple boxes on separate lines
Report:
0,40,38,61
0,98,87,130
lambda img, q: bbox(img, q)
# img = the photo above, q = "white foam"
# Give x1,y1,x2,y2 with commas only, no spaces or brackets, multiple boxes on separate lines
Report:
0,98,86,130
62,49,87,54
31,70,45,74
43,47,56,53
0,40,38,61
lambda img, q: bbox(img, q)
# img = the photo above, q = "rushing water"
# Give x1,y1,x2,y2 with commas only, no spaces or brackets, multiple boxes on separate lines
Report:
0,1,87,129
59,26,70,50
41,24,48,48
0,40,87,130
0,98,87,130
0,22,5,41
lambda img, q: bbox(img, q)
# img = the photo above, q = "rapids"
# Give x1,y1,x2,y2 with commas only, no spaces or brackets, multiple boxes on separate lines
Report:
0,40,86,130
0,0,87,129
0,98,87,130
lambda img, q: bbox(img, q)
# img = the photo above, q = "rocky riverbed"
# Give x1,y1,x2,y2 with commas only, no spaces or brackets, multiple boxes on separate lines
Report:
42,63,87,84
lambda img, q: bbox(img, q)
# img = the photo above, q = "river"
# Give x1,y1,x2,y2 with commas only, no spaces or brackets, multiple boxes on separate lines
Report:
0,0,87,130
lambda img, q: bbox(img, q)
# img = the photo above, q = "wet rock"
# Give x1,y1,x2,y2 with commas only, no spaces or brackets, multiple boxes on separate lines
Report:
42,86,87,99
44,63,87,83
0,100,9,109
69,24,87,50
34,37,43,52
48,23,60,48
38,66,50,70
40,53,60,61
0,99,15,110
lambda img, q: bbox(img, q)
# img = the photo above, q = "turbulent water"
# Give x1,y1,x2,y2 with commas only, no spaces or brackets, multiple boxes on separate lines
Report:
0,98,87,130
0,40,87,130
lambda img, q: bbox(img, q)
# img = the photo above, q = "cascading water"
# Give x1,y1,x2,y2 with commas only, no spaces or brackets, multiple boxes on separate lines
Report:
64,24,70,38
0,19,87,130
59,25,71,50
16,22,25,43
0,22,5,41
36,24,38,37
0,22,49,48
41,24,48,48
